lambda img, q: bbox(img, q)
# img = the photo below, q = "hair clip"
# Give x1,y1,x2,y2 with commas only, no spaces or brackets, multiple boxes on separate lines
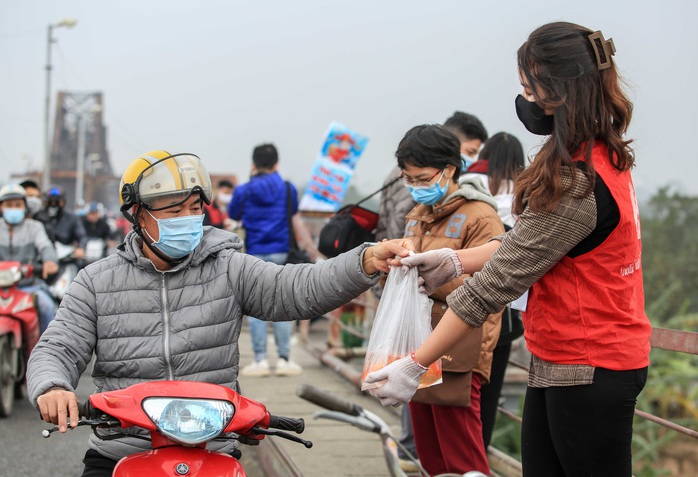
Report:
588,30,616,70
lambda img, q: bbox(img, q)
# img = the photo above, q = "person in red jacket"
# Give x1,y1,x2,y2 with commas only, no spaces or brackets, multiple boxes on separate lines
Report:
203,179,233,229
365,21,651,477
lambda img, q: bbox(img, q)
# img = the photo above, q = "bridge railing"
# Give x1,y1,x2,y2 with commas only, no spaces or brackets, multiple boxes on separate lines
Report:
306,294,698,477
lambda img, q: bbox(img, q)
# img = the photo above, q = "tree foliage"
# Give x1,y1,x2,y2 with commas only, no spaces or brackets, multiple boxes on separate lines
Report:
641,187,698,324
634,187,698,475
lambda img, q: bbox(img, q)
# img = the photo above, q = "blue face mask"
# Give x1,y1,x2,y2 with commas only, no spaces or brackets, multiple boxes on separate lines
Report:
145,211,204,259
3,208,26,225
407,170,448,206
461,154,475,173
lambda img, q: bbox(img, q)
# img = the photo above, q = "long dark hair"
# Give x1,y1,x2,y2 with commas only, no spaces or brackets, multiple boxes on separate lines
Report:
513,21,634,215
479,132,524,196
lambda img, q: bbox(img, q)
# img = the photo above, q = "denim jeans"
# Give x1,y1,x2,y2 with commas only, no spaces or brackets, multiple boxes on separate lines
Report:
248,252,292,362
20,281,56,334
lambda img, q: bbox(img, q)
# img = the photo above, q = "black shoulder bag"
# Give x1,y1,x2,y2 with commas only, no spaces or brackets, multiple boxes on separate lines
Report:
318,177,399,258
285,182,312,264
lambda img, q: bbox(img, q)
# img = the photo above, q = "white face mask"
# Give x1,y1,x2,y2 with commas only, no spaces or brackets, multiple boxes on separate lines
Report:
26,196,43,216
217,192,233,205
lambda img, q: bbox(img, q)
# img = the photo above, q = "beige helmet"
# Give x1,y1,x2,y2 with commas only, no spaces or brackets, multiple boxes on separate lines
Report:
119,150,212,222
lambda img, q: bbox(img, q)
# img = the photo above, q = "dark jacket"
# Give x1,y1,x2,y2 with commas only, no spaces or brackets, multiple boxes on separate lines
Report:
47,208,86,248
82,217,114,241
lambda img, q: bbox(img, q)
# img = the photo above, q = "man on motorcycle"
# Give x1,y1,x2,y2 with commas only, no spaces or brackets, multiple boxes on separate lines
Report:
81,202,117,263
44,186,87,261
0,184,59,333
19,179,56,242
27,150,412,476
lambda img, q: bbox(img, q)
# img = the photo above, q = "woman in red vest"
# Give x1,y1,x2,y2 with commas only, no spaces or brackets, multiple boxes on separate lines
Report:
365,21,651,477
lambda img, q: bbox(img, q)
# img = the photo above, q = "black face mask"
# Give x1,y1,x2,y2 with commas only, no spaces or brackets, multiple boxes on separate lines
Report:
515,94,554,136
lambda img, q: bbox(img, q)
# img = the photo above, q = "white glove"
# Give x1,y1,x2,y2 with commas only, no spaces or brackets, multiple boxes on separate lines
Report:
363,355,426,407
399,248,464,295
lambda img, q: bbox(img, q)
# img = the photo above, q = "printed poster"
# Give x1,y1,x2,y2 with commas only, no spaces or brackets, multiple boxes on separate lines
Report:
299,121,369,212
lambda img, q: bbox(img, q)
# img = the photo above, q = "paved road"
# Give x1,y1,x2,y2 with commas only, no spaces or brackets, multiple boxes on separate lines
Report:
0,320,402,477
0,365,94,476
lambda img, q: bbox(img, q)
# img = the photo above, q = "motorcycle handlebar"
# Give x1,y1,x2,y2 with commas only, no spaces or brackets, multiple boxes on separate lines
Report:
296,383,362,417
78,400,107,420
268,415,305,434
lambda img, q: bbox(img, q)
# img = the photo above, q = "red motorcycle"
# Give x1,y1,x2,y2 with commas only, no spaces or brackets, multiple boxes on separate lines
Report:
42,380,312,476
0,261,39,417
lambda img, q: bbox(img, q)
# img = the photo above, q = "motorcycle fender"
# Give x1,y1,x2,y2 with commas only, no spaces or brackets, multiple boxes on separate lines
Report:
0,318,22,349
113,447,246,477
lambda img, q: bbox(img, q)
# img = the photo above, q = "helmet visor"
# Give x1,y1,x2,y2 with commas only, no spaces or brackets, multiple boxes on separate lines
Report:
137,154,212,210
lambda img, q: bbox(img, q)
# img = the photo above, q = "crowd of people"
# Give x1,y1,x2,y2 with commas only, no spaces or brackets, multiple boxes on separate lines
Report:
6,20,650,477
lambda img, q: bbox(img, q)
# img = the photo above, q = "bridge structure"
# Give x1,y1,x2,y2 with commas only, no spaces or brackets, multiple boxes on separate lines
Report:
46,91,119,211
10,91,118,211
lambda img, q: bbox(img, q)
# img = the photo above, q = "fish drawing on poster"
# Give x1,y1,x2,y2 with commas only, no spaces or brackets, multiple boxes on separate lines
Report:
299,121,369,212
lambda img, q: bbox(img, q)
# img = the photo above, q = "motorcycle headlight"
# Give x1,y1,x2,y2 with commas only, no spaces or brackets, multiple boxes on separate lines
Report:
142,397,235,445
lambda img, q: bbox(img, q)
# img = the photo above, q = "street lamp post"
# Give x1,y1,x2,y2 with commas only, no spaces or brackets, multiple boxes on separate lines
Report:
42,18,77,193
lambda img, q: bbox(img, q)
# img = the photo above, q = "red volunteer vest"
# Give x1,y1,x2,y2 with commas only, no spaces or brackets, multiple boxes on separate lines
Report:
523,142,651,370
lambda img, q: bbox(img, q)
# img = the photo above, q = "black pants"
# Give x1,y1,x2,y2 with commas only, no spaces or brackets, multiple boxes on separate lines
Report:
521,366,647,477
480,340,512,448
81,449,117,477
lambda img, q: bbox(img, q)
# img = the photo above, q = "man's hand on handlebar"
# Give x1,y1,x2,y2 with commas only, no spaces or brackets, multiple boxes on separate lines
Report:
73,247,85,260
37,388,79,432
42,260,59,280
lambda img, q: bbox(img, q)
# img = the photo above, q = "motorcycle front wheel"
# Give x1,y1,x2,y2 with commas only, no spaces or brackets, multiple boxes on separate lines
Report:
0,334,19,417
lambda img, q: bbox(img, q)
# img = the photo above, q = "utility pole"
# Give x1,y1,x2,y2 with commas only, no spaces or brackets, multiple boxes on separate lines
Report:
43,18,77,192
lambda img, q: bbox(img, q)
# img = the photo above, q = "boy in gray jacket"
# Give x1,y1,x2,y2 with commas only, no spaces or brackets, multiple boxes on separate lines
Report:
27,150,411,476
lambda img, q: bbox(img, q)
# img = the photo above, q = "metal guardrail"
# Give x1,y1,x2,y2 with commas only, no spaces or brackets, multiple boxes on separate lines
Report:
306,296,698,477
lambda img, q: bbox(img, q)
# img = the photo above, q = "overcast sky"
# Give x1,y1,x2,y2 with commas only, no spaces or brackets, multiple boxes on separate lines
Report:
2,0,697,205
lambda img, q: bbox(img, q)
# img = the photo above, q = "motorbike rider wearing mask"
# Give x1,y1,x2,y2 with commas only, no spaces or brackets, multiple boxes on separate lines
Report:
118,152,212,265
0,184,59,333
19,179,56,242
81,203,116,263
44,187,87,261
28,150,413,476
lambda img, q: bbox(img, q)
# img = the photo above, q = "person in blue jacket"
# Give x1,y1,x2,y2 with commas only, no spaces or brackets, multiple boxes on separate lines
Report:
228,143,303,377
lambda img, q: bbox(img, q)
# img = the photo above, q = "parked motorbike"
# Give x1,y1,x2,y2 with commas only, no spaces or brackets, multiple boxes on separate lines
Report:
48,242,79,303
42,380,312,476
0,261,39,417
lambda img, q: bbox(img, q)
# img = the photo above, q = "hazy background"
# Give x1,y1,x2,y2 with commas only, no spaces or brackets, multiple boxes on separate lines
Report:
2,0,697,204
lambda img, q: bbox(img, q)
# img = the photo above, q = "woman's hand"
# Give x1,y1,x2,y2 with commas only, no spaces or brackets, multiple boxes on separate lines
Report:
362,239,414,275
363,355,426,407
389,248,464,295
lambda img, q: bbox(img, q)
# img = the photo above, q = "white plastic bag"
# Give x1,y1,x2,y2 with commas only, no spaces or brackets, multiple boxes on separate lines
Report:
361,266,442,391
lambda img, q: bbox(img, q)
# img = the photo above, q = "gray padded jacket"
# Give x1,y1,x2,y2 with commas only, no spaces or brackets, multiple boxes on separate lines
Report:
0,218,57,286
27,226,378,461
